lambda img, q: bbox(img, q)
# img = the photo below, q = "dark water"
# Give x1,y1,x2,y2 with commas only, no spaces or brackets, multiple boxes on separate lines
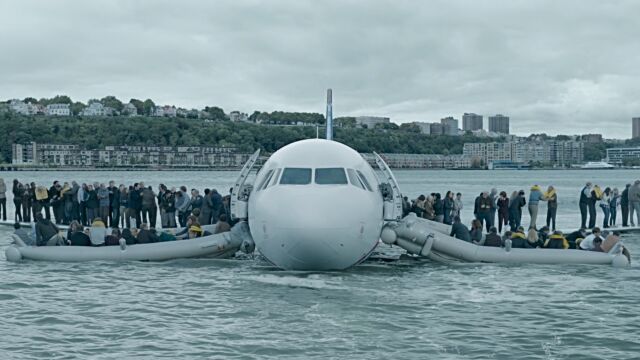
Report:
1,170,639,359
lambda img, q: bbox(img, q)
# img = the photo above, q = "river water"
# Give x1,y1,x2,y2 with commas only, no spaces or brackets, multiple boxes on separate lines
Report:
1,170,639,359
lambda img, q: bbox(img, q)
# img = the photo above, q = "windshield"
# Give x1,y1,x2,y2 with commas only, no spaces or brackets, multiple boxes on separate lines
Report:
315,168,348,185
280,168,312,185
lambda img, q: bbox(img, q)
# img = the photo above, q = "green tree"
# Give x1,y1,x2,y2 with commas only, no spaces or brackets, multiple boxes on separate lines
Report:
71,102,86,116
129,99,144,114
204,106,227,121
142,99,155,116
100,96,124,112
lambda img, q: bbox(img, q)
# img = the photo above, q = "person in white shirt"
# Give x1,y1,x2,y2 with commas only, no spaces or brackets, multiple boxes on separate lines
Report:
579,227,603,250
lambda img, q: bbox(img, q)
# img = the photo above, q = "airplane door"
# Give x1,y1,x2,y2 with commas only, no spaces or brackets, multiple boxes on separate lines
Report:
373,152,403,221
230,149,260,221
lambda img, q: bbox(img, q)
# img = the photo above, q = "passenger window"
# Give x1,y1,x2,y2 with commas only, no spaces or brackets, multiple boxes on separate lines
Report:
280,168,312,185
315,168,348,185
356,170,373,191
347,169,365,190
257,170,274,191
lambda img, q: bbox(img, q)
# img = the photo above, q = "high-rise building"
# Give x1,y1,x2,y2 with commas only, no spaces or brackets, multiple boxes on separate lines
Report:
633,118,640,139
488,114,510,134
440,117,459,135
429,123,444,135
462,113,483,131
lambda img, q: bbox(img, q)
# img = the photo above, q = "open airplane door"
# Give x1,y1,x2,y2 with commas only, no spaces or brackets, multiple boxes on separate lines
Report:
373,152,403,221
230,149,261,221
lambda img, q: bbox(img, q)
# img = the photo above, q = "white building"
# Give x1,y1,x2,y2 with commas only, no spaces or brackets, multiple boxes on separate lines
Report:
46,103,71,116
356,116,390,128
81,102,105,116
154,105,177,117
464,140,584,167
9,99,39,115
122,103,138,116
229,111,249,122
606,147,640,165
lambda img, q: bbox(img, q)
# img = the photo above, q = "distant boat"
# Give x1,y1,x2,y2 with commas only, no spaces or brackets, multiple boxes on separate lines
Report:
581,161,615,169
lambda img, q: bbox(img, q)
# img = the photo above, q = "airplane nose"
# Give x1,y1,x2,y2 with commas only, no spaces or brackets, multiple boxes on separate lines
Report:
271,226,359,270
251,187,383,270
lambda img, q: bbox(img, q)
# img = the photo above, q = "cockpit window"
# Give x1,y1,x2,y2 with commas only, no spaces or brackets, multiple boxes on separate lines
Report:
270,168,282,187
347,169,366,190
315,168,348,185
356,170,373,191
257,169,274,191
280,168,312,185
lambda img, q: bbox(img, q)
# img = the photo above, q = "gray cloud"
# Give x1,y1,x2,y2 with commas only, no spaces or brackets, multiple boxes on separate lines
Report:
1,0,639,137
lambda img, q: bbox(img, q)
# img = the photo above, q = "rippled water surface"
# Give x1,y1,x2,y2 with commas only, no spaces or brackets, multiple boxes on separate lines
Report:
1,170,639,359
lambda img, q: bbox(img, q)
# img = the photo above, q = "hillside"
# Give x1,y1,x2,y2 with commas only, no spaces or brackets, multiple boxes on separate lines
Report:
0,112,498,162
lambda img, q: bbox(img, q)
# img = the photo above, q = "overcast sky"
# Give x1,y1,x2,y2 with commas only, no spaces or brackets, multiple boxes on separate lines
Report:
1,0,639,138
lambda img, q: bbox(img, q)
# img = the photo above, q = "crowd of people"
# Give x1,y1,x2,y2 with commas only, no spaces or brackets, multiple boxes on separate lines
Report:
405,180,636,255
2,177,234,247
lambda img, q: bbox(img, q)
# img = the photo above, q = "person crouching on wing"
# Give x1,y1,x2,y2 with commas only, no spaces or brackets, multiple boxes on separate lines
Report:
35,213,65,246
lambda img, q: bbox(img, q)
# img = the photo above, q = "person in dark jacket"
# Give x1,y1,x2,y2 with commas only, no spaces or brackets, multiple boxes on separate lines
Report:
121,228,137,245
579,182,592,229
433,193,444,223
35,213,63,246
29,182,42,221
127,184,142,228
190,189,204,215
163,188,177,228
477,192,492,231
211,189,223,226
105,229,122,246
589,186,600,228
484,227,503,247
141,186,157,228
543,231,569,249
136,224,159,244
119,186,129,228
67,222,92,246
0,178,6,221
85,185,99,224
69,181,80,222
12,180,23,222
470,219,483,244
565,228,587,249
621,184,630,227
199,188,214,225
473,193,482,220
450,216,471,242
509,190,526,230
108,181,119,227
496,191,509,233
443,191,455,225
49,181,63,224
545,186,558,231
21,183,32,223
509,227,532,249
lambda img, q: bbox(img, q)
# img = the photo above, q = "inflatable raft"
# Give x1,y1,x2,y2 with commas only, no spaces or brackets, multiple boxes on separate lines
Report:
380,214,630,268
5,222,255,263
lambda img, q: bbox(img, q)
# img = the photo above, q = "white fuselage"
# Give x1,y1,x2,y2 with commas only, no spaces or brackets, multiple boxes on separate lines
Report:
248,139,384,270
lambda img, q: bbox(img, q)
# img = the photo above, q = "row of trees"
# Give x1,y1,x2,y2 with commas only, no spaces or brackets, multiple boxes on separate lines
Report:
0,113,498,163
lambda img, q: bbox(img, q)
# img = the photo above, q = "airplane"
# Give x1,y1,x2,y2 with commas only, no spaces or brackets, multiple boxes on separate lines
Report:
229,89,404,270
